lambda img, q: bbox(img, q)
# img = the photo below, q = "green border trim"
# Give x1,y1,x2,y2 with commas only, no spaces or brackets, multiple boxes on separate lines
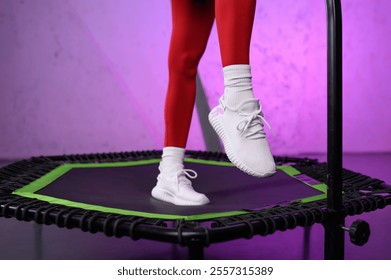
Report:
13,158,327,221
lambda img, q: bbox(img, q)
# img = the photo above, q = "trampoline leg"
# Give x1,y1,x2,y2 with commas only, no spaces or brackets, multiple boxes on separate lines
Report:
34,222,43,260
302,226,311,260
171,244,181,259
188,243,204,260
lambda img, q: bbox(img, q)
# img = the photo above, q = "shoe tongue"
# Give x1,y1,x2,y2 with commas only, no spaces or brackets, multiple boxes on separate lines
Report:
159,162,184,174
237,99,265,138
178,173,191,185
237,99,259,113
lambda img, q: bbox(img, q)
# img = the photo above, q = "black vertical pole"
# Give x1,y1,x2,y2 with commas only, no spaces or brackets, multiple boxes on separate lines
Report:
324,0,344,259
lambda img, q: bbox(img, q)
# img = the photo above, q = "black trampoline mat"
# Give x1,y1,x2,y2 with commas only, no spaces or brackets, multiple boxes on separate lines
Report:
30,161,324,217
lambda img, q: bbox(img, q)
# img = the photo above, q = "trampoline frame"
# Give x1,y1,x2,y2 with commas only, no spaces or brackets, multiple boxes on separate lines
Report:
1,151,390,259
1,0,391,260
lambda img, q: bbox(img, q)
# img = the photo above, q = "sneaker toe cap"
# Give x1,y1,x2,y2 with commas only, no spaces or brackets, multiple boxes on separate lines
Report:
179,189,210,205
235,140,276,177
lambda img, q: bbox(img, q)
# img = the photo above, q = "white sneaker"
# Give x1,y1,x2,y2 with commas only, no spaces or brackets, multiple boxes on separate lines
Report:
208,96,276,177
151,168,210,206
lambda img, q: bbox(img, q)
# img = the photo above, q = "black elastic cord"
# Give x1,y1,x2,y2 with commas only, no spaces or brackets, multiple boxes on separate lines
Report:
103,214,119,236
113,216,134,238
63,209,82,229
240,219,255,239
55,208,70,227
128,218,147,241
34,204,52,224
79,210,97,232
41,205,61,225
15,199,37,221
1,197,27,217
195,225,210,247
258,217,270,236
87,213,104,233
21,200,44,221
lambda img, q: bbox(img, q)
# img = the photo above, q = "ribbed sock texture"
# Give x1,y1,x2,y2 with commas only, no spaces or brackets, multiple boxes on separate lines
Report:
160,146,185,174
223,64,254,108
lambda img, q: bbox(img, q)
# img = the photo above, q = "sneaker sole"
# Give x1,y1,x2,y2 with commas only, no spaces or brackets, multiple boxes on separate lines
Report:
151,187,209,206
208,109,276,178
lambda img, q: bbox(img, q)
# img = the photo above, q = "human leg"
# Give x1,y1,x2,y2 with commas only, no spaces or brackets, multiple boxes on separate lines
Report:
153,0,215,205
209,0,276,177
164,0,215,148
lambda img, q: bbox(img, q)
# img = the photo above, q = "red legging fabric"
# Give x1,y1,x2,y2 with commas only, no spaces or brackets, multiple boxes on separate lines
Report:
164,0,256,148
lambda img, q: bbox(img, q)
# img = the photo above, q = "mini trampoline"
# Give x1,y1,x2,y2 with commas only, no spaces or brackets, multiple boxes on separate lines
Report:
1,151,391,259
1,0,391,260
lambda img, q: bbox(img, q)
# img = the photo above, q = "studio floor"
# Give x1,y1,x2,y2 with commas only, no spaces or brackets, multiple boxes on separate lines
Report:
0,153,390,260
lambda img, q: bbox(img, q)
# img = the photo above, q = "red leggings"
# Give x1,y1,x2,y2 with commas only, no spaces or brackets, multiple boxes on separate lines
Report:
164,0,256,148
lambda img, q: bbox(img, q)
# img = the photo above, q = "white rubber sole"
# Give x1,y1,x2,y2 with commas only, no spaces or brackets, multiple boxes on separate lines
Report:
208,108,276,178
151,186,209,206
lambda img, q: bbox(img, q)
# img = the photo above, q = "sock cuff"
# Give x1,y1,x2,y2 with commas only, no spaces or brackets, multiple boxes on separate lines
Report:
162,146,185,159
223,64,251,76
223,64,254,108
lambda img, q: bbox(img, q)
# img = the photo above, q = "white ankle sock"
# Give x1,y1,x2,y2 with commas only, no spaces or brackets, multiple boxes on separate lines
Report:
160,146,185,174
154,147,210,205
223,64,254,108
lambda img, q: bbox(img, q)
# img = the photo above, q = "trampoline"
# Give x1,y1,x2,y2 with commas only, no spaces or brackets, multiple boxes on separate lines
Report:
1,151,390,259
1,0,391,259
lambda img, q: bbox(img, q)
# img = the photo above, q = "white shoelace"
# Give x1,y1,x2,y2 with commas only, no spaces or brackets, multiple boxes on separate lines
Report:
175,169,198,192
218,96,272,139
237,107,271,139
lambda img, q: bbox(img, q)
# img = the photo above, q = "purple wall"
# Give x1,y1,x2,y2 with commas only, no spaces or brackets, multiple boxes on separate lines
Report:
0,0,390,159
